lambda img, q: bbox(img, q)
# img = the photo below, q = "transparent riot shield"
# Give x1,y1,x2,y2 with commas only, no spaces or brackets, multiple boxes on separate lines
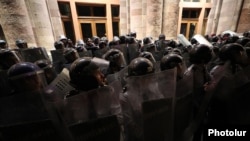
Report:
154,61,161,73
54,85,122,125
50,49,66,74
92,57,110,75
124,68,176,141
54,85,121,141
177,34,192,47
192,34,213,48
19,47,50,63
106,66,128,87
0,70,12,97
68,115,120,141
78,49,93,58
113,44,129,65
127,43,140,63
0,91,72,141
174,73,194,141
44,68,75,102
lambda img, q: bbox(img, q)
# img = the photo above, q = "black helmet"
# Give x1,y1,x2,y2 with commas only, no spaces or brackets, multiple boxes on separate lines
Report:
8,62,46,92
92,36,100,45
236,37,250,46
63,48,79,63
160,54,183,71
69,58,103,91
0,40,7,49
143,37,152,45
54,41,65,50
144,43,156,52
35,59,57,84
119,35,127,44
128,57,154,76
219,43,245,63
172,48,182,56
130,32,136,37
189,44,212,64
0,49,21,70
103,49,126,70
159,34,166,40
16,39,28,49
243,31,250,38
139,51,156,63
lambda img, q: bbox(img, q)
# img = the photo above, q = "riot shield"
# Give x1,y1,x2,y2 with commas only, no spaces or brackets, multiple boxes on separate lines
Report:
106,66,128,87
113,44,129,65
222,30,239,37
54,85,122,125
92,47,109,58
50,49,66,73
127,43,140,63
177,34,192,47
92,57,110,75
78,50,93,57
174,73,194,141
19,47,50,63
124,68,176,141
142,98,173,141
0,91,72,141
151,51,163,62
44,68,75,102
154,61,161,73
0,70,12,97
68,115,120,141
192,34,212,48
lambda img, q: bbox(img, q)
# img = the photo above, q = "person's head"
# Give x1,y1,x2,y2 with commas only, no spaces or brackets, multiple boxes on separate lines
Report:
8,62,46,93
69,58,106,91
119,35,127,44
219,43,247,65
243,31,250,38
35,59,57,84
172,48,182,56
236,37,250,47
16,39,28,49
143,37,153,45
59,35,68,47
0,49,22,70
139,51,156,63
159,34,166,40
189,44,212,65
130,32,137,38
160,54,184,80
85,38,93,46
92,36,100,45
54,41,65,50
0,40,7,49
63,48,80,64
128,57,154,77
113,36,120,45
103,49,126,73
144,43,157,52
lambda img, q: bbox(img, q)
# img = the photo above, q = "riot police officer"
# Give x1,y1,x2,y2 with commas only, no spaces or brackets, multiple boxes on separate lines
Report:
69,57,106,94
139,51,156,63
63,48,80,70
160,53,184,81
103,49,126,75
8,62,47,94
35,59,57,84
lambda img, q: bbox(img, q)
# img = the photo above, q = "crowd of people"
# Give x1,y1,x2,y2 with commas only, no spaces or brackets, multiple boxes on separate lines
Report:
0,30,250,141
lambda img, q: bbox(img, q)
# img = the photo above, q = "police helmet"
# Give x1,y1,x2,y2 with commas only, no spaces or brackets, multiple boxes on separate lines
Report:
160,54,183,71
189,44,212,64
128,57,154,76
219,43,245,63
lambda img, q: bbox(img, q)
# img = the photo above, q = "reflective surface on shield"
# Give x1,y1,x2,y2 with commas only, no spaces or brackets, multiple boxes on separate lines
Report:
44,68,75,101
125,68,176,140
127,44,140,63
0,70,12,97
54,85,121,125
19,47,50,63
113,44,129,65
69,115,120,141
92,57,110,75
178,34,192,47
142,98,173,141
192,34,212,48
221,30,239,37
51,50,66,74
174,73,194,141
106,66,128,87
0,91,72,141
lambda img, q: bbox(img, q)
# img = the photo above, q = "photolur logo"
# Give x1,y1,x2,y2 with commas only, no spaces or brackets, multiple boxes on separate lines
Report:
208,129,247,137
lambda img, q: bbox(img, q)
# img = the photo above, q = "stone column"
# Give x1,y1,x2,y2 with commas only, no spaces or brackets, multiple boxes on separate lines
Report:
24,0,55,50
236,0,250,33
0,0,36,48
45,0,64,42
162,0,180,40
146,0,163,40
216,0,243,34
130,0,143,39
120,0,128,35
205,0,217,35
